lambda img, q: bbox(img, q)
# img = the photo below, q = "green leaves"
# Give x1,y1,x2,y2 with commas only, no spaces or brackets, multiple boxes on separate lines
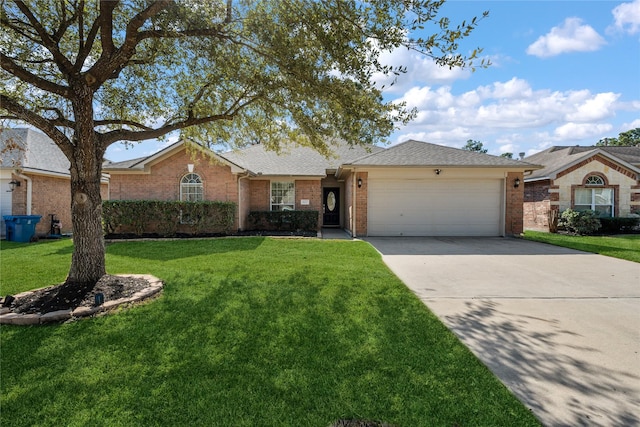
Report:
2,0,489,152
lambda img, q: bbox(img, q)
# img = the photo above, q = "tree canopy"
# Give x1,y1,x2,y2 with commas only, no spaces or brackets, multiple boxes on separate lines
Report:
1,0,489,284
462,139,487,153
596,128,640,147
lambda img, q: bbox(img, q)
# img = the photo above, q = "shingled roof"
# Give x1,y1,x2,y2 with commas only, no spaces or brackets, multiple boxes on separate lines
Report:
523,145,640,181
0,128,70,176
344,140,540,168
223,141,384,176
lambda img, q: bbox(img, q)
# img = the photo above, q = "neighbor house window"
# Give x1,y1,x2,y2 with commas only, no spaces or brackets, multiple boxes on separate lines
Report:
180,173,203,202
574,175,613,217
271,181,295,211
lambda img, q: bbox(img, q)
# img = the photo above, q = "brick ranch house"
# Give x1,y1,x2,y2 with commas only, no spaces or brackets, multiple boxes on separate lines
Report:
523,146,640,231
105,139,540,237
0,128,109,238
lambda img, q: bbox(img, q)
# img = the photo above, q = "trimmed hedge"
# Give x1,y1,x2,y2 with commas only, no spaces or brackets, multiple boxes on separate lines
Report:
103,200,236,236
599,217,640,234
248,210,319,232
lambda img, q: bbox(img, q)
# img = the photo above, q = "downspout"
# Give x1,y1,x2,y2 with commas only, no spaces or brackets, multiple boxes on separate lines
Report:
238,173,250,231
15,172,32,215
352,169,357,238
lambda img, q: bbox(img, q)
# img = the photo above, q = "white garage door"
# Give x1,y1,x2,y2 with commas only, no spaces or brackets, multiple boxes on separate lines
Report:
368,178,503,236
0,179,12,238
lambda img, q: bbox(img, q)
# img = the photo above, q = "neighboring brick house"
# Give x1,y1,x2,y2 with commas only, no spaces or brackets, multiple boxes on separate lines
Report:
523,146,640,231
105,139,539,237
0,128,109,237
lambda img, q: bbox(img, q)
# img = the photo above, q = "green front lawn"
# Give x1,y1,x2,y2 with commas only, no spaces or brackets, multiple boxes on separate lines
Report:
1,238,539,426
523,231,640,263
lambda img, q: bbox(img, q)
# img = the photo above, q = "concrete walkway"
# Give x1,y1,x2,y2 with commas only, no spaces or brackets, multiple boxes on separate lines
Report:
365,237,640,427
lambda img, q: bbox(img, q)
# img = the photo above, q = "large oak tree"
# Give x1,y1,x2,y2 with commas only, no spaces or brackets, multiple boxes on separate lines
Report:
1,0,487,286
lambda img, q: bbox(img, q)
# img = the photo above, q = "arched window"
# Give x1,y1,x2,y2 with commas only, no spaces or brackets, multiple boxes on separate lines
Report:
585,175,605,186
180,173,203,202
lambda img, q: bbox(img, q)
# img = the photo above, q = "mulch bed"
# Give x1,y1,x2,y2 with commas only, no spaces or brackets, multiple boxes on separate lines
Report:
6,275,150,315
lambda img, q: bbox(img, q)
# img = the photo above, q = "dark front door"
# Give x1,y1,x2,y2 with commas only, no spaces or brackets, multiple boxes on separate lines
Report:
323,187,340,226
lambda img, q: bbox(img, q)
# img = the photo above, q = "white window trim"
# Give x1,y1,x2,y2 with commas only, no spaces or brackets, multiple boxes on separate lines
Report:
180,173,204,202
270,181,295,211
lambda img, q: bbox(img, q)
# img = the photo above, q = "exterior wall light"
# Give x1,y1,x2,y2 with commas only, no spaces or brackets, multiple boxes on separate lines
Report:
8,180,21,192
434,169,441,175
514,178,521,188
357,178,363,188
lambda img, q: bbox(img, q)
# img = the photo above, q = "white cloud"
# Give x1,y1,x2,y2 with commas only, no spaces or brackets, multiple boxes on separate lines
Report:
611,0,640,34
554,122,613,140
526,17,606,58
498,143,515,154
565,92,619,122
391,77,632,154
622,118,640,129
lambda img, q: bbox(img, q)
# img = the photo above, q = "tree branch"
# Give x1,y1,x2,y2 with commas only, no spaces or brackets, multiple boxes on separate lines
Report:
74,6,103,73
99,92,264,149
1,53,70,98
137,27,231,41
51,1,79,44
98,0,117,57
89,0,169,86
94,119,153,130
0,94,74,157
13,0,75,74
100,114,238,148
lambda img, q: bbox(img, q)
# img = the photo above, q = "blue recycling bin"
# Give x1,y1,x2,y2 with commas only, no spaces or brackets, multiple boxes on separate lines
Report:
3,215,42,242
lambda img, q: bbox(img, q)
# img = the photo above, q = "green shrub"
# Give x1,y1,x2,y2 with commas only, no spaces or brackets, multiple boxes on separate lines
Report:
558,209,601,235
248,210,319,232
102,200,236,236
599,216,640,234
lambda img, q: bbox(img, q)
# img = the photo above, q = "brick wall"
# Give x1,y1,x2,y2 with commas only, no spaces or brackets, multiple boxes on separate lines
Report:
505,172,524,235
11,173,108,236
109,150,238,203
355,171,368,236
249,180,270,211
523,180,551,231
344,173,354,235
295,180,322,228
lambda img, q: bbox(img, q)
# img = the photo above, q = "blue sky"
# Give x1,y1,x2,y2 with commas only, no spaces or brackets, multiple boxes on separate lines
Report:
105,0,640,162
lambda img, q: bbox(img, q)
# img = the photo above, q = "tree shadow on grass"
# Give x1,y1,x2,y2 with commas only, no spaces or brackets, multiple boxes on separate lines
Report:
438,300,640,427
105,236,266,261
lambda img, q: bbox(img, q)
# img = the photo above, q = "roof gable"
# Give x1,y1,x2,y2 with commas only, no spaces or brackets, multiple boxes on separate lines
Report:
524,146,640,181
103,139,246,174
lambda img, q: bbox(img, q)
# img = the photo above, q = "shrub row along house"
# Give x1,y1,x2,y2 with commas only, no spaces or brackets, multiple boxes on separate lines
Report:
523,146,640,231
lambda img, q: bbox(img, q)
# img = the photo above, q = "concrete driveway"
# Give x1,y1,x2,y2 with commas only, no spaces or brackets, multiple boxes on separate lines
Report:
364,237,640,427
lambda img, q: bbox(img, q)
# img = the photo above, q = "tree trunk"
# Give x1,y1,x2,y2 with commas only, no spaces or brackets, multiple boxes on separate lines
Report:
66,84,106,285
66,162,106,285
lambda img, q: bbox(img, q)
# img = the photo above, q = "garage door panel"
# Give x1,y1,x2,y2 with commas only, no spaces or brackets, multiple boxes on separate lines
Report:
368,178,502,236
